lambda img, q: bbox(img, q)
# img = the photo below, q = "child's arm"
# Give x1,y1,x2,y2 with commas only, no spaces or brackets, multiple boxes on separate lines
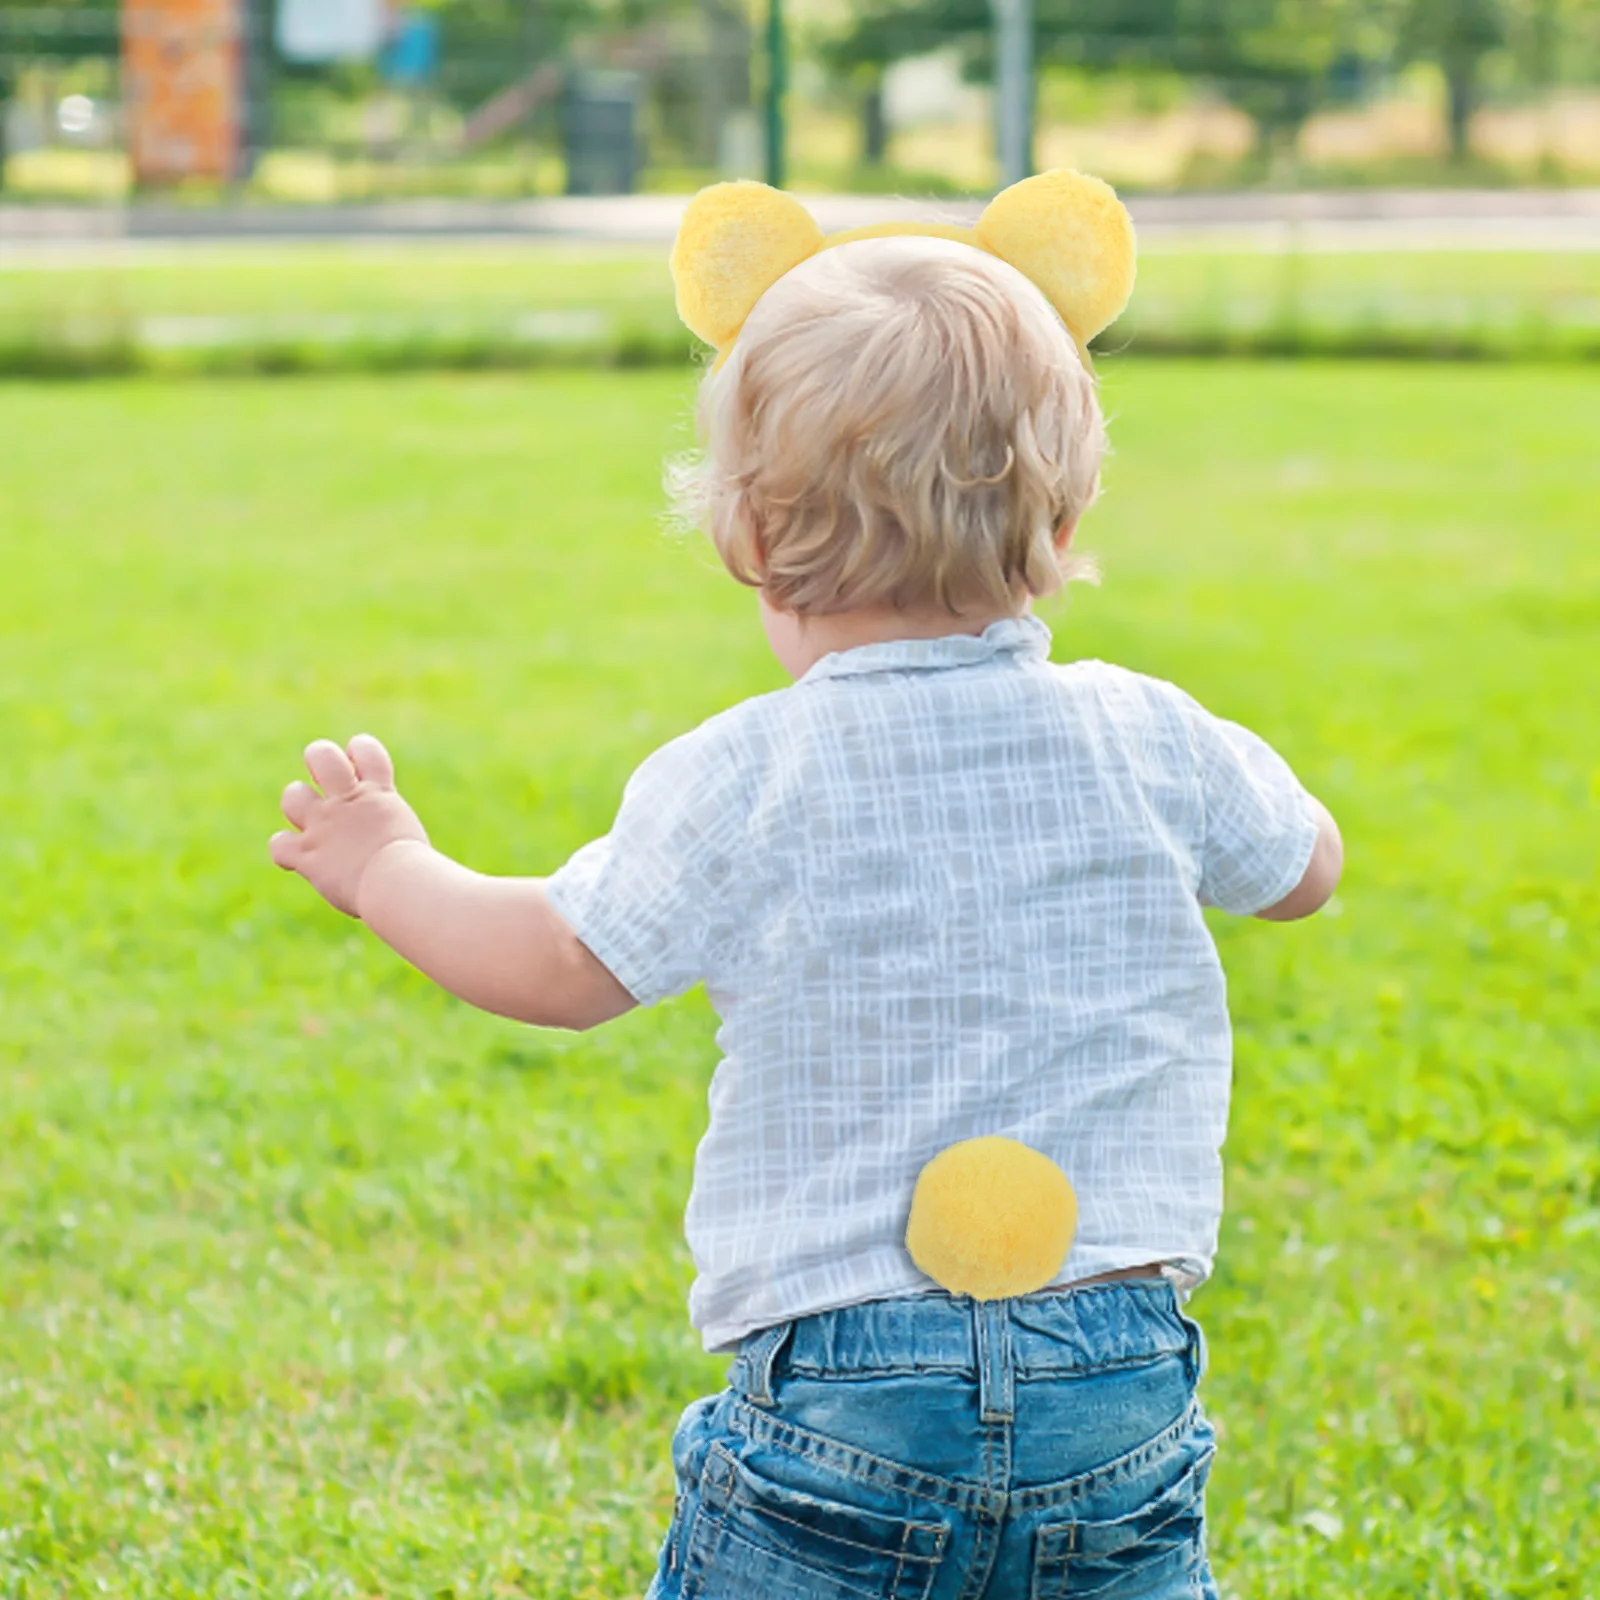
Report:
1253,794,1343,922
353,843,637,1029
1174,688,1345,925
269,734,637,1032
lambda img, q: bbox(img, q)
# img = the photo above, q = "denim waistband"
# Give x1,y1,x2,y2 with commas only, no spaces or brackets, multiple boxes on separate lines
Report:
729,1280,1202,1424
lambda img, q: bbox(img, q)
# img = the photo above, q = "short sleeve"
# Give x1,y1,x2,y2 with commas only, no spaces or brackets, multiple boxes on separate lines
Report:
1174,691,1320,917
542,719,751,1008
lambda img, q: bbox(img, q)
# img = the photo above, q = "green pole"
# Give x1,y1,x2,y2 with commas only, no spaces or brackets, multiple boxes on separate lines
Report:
765,0,786,188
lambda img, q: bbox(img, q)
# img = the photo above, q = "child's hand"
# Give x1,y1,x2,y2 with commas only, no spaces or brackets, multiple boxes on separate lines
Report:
269,734,429,918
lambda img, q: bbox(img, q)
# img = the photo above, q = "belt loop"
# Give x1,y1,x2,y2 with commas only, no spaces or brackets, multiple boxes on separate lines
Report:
1177,1304,1208,1389
732,1319,794,1409
975,1299,1014,1423
1190,1315,1208,1386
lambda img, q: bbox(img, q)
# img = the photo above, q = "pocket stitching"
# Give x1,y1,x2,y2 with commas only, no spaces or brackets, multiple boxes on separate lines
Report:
681,1500,723,1600
1015,1399,1211,1511
734,1495,947,1561
1033,1444,1212,1599
711,1520,909,1600
727,1394,967,1510
1015,1347,1189,1381
890,1522,950,1600
1035,1523,1202,1600
690,1441,948,1600
1081,1445,1210,1547
1068,1537,1203,1600
666,1487,688,1576
714,1442,950,1557
690,1506,944,1600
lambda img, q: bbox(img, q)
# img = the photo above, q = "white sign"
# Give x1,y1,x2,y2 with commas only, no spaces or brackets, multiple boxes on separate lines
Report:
276,0,387,63
884,49,986,130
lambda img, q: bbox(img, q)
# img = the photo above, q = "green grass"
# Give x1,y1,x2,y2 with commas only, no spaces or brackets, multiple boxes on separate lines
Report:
2,361,1598,1597
2,245,1596,373
6,242,1591,324
0,242,670,322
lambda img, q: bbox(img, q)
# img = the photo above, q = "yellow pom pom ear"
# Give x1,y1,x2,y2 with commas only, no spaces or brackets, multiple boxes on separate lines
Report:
670,180,826,358
905,1136,1077,1301
975,169,1136,356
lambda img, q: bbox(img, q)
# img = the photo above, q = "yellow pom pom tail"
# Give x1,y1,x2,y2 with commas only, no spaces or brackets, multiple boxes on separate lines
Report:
975,169,1136,353
670,180,825,356
905,1136,1077,1301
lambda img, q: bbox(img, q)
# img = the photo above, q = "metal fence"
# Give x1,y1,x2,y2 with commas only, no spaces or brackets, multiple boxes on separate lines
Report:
2,3,1599,200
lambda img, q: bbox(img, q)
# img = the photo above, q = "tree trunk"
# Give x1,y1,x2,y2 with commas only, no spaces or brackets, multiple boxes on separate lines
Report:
1445,60,1475,163
862,79,886,166
0,73,11,192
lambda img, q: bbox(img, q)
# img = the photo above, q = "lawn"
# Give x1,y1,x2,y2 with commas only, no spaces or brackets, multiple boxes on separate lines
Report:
2,244,1597,368
2,360,1597,1598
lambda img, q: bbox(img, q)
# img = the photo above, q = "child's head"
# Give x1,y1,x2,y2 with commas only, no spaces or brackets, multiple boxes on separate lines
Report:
669,234,1105,620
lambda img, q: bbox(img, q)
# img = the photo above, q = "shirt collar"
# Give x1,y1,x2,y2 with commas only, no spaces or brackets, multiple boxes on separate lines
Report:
796,613,1053,685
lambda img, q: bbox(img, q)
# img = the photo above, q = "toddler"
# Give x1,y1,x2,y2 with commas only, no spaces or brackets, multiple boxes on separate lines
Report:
270,233,1342,1600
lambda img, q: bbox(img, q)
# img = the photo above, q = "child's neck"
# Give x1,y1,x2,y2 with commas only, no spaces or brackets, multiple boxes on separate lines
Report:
762,591,1032,680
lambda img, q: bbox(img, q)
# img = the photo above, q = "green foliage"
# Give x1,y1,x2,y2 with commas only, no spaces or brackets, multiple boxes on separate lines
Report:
824,0,1399,143
825,0,1192,74
0,1,113,186
2,361,1598,1595
1513,0,1600,84
0,0,116,97
1400,0,1507,57
1397,0,1507,156
822,0,1594,146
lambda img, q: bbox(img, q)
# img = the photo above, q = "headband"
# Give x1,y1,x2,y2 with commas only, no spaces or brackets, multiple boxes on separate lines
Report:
670,167,1136,371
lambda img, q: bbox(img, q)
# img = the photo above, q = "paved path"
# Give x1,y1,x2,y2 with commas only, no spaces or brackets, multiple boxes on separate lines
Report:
3,189,1599,256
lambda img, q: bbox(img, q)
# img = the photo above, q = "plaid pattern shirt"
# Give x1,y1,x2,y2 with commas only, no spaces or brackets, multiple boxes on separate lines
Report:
545,615,1319,1353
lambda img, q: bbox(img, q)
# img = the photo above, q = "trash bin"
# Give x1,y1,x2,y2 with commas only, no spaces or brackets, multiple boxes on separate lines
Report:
561,70,639,196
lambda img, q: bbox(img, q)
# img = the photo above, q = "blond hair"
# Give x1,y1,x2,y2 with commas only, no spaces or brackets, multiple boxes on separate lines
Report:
667,234,1105,617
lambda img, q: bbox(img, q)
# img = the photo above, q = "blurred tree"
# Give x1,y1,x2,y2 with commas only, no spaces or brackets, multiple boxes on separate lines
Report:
822,0,1192,168
0,0,116,188
817,9,912,166
824,0,1403,173
1489,0,1596,90
1172,0,1405,165
1397,0,1505,159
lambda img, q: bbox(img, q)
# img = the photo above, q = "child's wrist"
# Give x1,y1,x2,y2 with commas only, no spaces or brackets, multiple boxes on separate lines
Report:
354,836,434,925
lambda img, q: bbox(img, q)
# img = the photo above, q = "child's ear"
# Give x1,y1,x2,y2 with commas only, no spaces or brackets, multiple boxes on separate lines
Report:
1053,515,1081,551
671,181,825,360
976,170,1136,354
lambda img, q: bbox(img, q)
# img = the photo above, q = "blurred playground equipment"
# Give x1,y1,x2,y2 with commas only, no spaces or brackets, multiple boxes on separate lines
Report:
0,0,1596,202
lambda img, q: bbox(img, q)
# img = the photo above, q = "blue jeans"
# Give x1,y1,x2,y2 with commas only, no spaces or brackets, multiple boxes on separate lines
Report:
645,1279,1220,1600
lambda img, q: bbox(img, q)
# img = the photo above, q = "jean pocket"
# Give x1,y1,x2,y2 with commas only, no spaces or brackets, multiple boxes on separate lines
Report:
1031,1441,1214,1600
682,1441,950,1600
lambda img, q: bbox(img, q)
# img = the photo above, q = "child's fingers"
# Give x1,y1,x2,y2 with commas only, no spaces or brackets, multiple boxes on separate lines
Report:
268,829,303,871
346,732,395,790
280,780,318,829
304,739,358,798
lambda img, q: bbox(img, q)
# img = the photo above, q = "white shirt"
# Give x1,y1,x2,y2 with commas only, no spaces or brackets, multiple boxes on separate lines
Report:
545,615,1319,1353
